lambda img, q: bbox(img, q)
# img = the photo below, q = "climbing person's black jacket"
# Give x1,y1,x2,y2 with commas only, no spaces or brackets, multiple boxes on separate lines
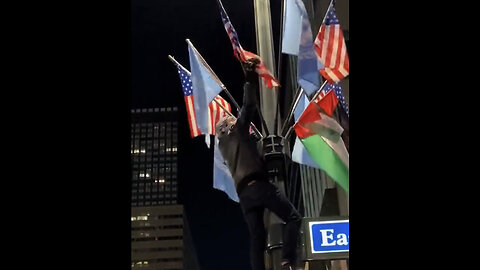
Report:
217,65,268,194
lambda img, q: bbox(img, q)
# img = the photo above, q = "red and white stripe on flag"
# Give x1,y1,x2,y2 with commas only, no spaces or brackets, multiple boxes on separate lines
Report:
314,24,349,83
208,96,232,135
184,95,232,138
242,50,280,89
184,95,202,138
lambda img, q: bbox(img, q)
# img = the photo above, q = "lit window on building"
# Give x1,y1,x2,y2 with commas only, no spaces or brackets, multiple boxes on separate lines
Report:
131,215,148,221
139,173,150,179
131,148,147,154
165,147,177,152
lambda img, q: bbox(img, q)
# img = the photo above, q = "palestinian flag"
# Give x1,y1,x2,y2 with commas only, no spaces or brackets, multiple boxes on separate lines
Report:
293,90,349,193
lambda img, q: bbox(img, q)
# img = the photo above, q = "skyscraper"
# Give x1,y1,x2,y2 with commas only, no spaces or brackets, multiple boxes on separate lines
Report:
131,107,199,270
131,107,179,206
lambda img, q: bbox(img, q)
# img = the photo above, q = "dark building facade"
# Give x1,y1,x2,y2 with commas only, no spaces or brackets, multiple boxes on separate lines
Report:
131,107,179,207
131,107,199,270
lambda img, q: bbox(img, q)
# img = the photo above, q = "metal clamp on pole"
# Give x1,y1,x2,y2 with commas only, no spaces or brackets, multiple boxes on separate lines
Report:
261,135,288,179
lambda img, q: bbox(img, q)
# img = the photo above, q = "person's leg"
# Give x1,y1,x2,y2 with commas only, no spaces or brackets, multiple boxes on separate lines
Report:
242,206,267,270
239,184,267,270
262,182,301,267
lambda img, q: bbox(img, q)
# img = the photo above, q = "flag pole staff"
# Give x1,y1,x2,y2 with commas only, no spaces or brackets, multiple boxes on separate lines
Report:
168,54,263,139
271,0,287,136
280,85,303,136
277,0,287,84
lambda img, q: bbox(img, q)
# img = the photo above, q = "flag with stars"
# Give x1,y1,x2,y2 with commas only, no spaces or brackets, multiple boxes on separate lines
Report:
216,0,243,61
314,0,349,83
324,82,349,117
216,0,280,88
176,64,232,138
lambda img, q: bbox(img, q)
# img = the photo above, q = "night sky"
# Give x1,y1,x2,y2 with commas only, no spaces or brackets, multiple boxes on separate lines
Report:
131,0,283,269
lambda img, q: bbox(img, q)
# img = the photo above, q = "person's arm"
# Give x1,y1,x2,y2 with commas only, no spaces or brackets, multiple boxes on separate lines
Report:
237,60,259,132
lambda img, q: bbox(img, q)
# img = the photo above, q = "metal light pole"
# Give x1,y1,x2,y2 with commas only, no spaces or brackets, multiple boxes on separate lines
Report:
253,1,288,269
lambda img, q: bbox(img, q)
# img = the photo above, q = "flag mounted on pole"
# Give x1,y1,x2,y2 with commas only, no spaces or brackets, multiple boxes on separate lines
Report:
314,0,349,83
281,0,321,96
216,0,280,88
292,91,320,169
293,90,349,193
187,39,226,135
213,137,239,202
329,82,349,117
172,57,232,137
176,65,202,137
171,56,238,202
291,82,347,169
318,82,349,152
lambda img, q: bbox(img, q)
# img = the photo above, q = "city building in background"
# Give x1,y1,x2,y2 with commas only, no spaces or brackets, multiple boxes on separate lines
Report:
131,107,179,207
131,107,199,270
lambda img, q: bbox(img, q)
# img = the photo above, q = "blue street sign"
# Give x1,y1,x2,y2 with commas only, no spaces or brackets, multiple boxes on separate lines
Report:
309,219,349,254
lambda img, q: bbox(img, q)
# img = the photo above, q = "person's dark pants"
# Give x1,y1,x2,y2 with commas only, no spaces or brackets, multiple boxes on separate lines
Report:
239,180,302,270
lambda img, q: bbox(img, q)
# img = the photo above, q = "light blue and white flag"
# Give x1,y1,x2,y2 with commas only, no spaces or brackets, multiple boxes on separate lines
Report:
213,137,239,202
291,90,320,169
188,40,224,134
282,0,322,96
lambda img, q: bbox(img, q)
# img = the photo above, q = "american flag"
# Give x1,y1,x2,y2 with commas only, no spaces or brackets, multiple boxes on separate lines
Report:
177,65,232,138
217,0,244,62
313,87,339,117
314,1,349,83
217,0,280,88
323,82,349,117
